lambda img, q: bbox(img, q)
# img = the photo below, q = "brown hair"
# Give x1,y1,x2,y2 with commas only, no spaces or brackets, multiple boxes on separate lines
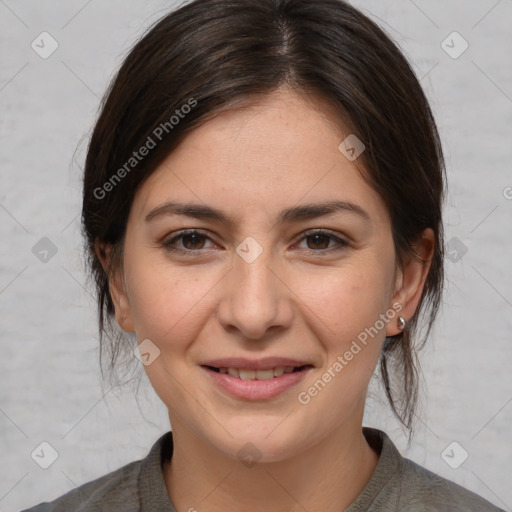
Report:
81,0,445,431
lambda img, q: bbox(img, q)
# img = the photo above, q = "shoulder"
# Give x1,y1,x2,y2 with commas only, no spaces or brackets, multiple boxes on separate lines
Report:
363,428,505,512
20,458,142,512
19,431,175,512
397,456,505,511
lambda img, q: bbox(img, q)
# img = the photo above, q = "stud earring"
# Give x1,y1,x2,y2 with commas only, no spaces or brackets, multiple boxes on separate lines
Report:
397,316,406,331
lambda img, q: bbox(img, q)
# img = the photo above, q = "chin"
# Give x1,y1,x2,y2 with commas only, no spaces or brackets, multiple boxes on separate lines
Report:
202,417,315,464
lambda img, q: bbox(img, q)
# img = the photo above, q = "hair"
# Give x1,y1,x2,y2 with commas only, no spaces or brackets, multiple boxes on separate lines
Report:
81,0,445,432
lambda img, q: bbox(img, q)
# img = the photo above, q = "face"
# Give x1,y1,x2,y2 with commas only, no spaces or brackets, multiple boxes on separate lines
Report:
107,87,429,462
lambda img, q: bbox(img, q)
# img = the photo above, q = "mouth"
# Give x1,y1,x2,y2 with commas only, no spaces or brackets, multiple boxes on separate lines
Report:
203,365,313,380
200,358,314,400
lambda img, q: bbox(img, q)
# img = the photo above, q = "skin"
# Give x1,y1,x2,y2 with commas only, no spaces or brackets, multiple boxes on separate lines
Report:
98,86,434,512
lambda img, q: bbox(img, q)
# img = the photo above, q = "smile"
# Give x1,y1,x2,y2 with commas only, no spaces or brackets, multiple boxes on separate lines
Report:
201,363,313,400
206,365,311,380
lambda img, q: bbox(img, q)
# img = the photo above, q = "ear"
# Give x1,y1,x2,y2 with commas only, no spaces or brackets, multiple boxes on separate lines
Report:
95,240,135,333
386,228,435,336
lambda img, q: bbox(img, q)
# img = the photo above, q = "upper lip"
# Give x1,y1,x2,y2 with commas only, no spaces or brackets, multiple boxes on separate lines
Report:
201,357,313,371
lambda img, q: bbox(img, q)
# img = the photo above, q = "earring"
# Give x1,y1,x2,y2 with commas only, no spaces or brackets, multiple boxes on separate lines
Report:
397,316,406,331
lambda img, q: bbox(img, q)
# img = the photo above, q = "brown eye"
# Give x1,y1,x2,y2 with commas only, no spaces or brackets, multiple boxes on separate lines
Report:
295,230,349,253
162,230,216,254
306,234,331,250
181,233,207,250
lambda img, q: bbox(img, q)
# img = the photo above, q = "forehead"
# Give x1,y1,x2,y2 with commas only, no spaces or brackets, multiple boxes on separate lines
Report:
133,89,389,226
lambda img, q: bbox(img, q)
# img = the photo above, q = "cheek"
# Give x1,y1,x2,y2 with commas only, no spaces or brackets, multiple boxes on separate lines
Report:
124,253,216,345
297,262,393,342
292,268,391,422
124,259,218,403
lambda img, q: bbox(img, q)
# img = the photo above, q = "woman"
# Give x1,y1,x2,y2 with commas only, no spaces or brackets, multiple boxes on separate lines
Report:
22,0,505,510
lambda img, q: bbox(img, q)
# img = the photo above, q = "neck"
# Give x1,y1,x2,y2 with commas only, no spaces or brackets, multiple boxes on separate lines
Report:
163,415,379,512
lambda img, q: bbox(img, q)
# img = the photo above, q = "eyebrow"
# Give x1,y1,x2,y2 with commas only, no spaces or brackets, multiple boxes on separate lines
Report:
144,200,371,226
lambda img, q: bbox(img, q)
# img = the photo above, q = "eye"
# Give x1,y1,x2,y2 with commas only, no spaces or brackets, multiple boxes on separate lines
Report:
162,230,217,253
161,229,350,256
294,230,349,253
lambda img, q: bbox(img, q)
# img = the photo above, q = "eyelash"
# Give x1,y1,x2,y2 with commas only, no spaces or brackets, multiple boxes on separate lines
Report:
161,229,350,256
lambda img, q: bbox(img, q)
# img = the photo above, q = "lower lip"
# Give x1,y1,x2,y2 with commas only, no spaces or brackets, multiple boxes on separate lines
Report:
202,366,312,401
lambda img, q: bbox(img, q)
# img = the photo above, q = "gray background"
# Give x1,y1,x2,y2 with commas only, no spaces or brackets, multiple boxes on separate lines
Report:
1,0,511,510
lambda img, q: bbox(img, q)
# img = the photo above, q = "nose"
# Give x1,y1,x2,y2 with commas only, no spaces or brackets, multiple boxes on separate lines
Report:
216,246,294,340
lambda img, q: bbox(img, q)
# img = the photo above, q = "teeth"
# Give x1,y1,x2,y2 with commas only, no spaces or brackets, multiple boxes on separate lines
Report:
216,366,298,380
239,369,256,380
255,369,274,380
273,366,285,377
